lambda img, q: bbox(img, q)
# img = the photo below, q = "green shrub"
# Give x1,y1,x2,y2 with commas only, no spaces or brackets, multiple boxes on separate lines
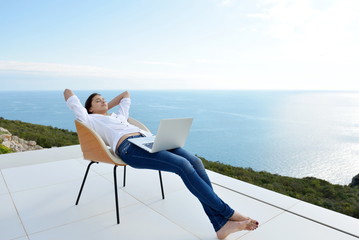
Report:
0,144,13,154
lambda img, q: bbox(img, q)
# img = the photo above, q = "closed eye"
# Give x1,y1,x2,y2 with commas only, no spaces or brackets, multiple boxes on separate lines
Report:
95,98,105,103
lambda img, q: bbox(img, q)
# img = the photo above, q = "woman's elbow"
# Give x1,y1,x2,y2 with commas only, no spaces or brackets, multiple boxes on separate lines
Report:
123,91,130,98
64,89,74,101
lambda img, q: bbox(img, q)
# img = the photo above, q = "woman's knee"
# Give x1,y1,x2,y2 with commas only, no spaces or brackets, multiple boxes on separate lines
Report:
193,156,205,167
171,148,204,167
174,157,196,175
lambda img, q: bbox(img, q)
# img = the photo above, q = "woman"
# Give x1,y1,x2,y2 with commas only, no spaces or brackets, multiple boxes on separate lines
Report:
64,89,258,239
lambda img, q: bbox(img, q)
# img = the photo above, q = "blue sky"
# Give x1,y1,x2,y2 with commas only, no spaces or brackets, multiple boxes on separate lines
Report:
1,0,359,91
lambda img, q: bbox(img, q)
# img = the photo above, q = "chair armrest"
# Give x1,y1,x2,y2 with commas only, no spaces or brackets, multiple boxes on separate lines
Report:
128,117,152,134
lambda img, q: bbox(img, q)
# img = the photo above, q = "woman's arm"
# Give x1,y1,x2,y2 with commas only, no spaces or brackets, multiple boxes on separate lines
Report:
63,88,89,123
107,91,130,110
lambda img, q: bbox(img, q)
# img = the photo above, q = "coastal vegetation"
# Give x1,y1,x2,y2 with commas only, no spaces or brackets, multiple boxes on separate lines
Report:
0,143,13,154
0,117,358,219
0,117,78,148
199,157,359,219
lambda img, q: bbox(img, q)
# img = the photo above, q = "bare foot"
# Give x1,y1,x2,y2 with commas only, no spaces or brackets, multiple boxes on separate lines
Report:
216,219,258,239
229,211,248,221
229,212,259,226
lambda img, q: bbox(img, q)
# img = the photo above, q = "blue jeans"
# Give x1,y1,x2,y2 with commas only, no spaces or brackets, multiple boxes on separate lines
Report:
116,135,234,231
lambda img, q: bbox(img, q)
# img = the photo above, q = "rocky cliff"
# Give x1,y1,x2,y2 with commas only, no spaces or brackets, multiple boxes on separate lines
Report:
0,127,43,152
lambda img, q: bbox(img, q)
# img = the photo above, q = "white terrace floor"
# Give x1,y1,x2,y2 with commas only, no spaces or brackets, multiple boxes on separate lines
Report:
0,146,358,240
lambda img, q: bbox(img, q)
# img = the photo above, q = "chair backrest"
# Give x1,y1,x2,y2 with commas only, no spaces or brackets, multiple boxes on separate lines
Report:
75,117,151,165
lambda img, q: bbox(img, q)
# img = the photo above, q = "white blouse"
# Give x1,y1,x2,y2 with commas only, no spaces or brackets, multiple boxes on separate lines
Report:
66,95,151,152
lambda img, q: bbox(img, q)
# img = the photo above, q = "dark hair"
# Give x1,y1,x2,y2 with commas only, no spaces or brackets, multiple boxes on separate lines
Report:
85,93,101,114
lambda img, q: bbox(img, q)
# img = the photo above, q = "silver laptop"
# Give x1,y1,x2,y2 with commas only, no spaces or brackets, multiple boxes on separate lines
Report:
128,118,193,153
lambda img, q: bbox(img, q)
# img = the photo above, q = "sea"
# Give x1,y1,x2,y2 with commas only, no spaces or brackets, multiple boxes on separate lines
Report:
1,90,359,185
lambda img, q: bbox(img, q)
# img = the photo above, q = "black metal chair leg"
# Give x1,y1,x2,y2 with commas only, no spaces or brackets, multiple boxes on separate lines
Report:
123,165,126,187
114,165,120,224
159,171,165,199
75,161,98,205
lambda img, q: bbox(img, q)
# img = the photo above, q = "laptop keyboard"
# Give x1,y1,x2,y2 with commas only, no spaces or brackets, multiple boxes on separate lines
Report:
143,142,154,149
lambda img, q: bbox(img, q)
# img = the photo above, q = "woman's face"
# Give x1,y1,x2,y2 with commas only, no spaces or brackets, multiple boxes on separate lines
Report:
89,95,108,114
